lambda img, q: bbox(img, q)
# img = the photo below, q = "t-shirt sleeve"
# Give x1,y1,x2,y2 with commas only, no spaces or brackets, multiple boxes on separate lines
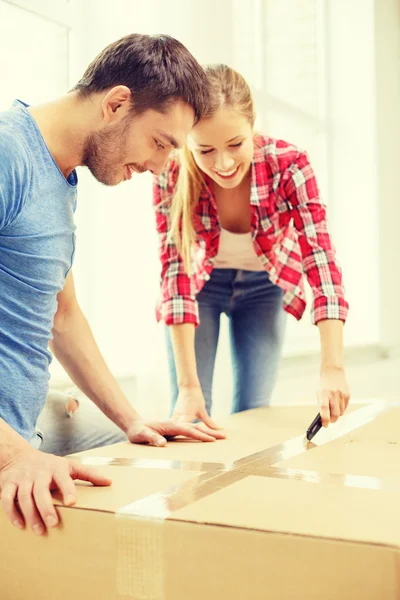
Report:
0,131,30,231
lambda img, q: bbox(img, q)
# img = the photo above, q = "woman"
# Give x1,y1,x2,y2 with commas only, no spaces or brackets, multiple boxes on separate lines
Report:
153,64,350,430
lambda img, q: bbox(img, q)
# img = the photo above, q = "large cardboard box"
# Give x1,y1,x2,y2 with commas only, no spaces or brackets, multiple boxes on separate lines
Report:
1,402,400,600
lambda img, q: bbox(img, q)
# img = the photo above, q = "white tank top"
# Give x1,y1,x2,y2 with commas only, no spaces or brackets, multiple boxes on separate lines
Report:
213,228,265,271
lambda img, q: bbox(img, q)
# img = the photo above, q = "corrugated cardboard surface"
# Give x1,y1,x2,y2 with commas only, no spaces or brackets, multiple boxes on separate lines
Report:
1,404,400,600
276,408,400,477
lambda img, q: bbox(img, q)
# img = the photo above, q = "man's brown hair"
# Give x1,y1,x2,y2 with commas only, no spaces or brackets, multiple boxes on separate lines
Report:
72,33,209,123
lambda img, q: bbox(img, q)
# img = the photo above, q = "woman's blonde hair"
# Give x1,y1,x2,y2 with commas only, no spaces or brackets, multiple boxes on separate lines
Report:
168,64,255,275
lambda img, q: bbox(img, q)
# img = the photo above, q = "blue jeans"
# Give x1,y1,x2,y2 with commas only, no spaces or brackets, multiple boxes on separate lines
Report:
166,268,287,415
31,391,126,456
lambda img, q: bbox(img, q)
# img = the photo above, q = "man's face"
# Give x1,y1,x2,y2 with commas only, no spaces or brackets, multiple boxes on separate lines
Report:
83,99,194,186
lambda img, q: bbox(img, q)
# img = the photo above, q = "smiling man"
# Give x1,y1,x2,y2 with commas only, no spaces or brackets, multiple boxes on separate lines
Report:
0,33,224,536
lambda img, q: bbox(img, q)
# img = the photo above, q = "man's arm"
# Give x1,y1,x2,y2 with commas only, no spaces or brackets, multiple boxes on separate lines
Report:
0,133,112,534
50,271,143,433
50,272,225,445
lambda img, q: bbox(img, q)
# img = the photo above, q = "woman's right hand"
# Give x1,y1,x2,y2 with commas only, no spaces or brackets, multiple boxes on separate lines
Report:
172,384,224,434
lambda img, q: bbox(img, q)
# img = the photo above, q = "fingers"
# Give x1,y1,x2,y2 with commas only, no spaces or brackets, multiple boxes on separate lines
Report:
133,419,226,444
319,388,350,427
339,391,346,416
319,390,331,427
167,423,216,442
0,450,113,534
198,409,222,431
343,390,350,411
173,407,223,432
68,462,113,487
33,475,59,529
17,480,45,535
52,468,77,508
1,482,23,529
128,425,167,447
194,422,226,440
329,391,341,423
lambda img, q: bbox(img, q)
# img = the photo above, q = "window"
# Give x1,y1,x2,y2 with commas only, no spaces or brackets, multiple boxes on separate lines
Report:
232,0,379,355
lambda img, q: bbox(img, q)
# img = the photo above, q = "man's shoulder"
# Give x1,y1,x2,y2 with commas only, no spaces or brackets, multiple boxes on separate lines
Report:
0,112,33,229
0,114,31,181
0,111,30,156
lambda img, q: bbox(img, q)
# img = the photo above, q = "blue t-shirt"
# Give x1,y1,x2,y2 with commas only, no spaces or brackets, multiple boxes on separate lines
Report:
0,100,78,440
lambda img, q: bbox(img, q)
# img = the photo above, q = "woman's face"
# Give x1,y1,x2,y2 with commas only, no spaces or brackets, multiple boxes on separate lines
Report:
187,106,254,190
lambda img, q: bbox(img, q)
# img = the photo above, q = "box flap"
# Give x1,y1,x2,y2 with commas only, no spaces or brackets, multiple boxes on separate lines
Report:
171,475,400,548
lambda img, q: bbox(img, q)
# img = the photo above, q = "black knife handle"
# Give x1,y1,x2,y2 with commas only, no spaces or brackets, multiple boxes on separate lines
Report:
306,413,322,441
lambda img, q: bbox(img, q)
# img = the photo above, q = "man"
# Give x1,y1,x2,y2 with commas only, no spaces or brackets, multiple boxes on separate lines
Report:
0,33,223,536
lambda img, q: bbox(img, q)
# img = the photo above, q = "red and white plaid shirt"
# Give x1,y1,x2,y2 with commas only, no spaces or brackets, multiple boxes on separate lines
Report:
153,135,348,327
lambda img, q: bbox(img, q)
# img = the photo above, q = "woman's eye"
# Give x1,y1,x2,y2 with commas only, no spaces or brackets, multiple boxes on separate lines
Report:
200,149,213,155
155,139,165,150
230,142,243,148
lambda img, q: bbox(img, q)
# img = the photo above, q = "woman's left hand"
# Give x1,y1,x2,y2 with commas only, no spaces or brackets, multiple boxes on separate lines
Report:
317,367,351,427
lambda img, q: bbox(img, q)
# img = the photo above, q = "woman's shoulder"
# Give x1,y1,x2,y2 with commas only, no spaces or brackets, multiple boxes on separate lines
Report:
253,134,307,172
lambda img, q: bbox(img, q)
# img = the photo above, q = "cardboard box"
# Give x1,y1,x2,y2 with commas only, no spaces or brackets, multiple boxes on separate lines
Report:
1,402,400,600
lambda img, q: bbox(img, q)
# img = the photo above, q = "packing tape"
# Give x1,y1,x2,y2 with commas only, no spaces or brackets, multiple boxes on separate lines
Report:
116,515,165,600
255,466,400,491
75,456,224,472
107,400,400,599
118,399,400,519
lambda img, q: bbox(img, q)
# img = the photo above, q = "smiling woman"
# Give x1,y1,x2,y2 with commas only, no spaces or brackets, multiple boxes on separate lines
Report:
153,64,350,432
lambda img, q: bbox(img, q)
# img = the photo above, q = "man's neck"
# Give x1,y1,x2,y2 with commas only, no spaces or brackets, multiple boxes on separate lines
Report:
28,92,93,178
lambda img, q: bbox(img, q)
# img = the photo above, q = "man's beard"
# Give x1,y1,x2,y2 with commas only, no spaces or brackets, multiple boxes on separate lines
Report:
82,118,144,186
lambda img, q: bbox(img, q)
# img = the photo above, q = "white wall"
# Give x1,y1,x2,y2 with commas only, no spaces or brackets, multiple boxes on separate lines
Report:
374,0,400,358
0,2,69,108
327,0,379,349
207,0,380,361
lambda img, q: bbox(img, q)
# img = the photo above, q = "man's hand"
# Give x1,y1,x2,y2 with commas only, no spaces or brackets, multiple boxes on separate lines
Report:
126,418,226,447
172,385,221,430
0,448,111,534
317,366,351,427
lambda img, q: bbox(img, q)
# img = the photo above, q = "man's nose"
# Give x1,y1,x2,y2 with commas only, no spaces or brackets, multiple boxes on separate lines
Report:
147,149,172,177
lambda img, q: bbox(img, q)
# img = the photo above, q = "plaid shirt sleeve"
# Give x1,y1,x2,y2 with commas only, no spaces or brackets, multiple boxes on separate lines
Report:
153,161,199,326
281,151,349,324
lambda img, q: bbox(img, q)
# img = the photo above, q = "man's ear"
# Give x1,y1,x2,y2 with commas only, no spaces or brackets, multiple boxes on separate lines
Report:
101,85,132,123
